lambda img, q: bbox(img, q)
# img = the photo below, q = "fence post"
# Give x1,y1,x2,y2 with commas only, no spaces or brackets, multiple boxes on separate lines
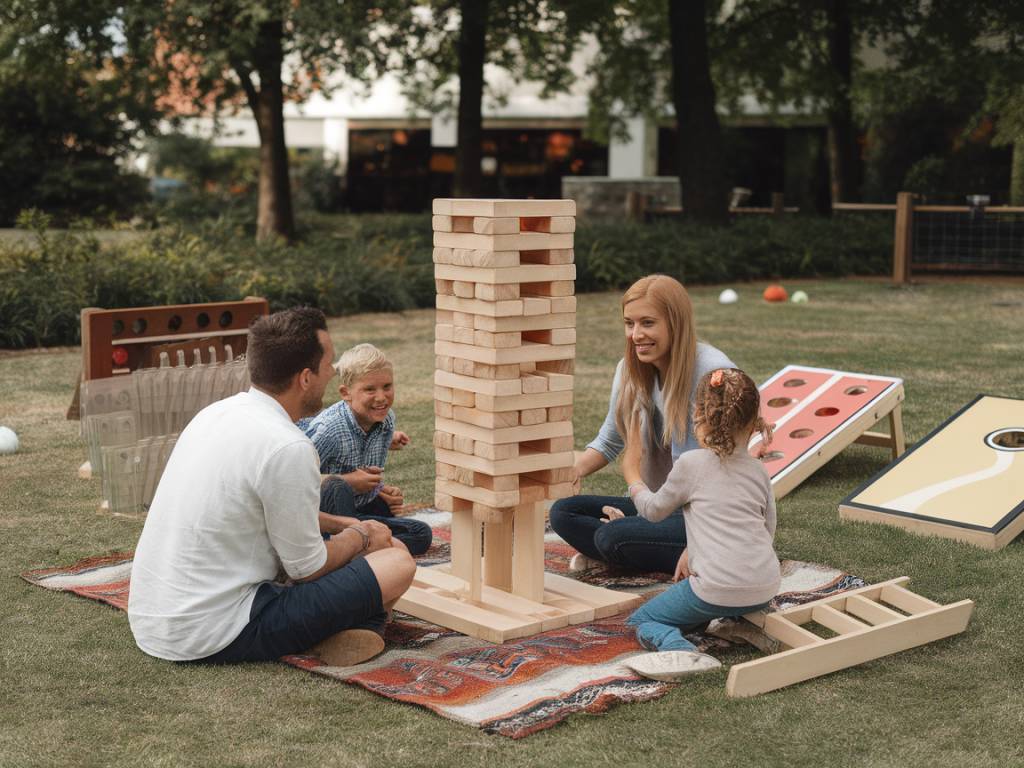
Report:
771,192,785,216
893,191,914,283
625,191,649,221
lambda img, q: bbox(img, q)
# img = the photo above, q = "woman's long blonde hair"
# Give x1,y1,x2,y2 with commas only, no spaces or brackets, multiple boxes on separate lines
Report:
614,275,697,448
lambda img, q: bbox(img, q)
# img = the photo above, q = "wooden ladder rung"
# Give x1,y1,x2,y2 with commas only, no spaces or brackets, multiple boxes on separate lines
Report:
879,584,941,615
811,604,869,635
763,615,821,649
844,594,905,625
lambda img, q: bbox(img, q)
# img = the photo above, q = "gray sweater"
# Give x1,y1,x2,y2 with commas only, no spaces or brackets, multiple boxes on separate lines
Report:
633,447,781,607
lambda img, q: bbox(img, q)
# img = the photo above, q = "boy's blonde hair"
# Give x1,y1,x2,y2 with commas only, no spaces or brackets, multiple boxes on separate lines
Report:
335,343,393,388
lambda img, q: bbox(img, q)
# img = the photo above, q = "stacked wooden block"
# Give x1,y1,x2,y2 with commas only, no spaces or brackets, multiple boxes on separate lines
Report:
432,198,577,603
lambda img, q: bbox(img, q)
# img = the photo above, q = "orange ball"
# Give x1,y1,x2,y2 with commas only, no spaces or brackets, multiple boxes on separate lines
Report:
763,284,788,303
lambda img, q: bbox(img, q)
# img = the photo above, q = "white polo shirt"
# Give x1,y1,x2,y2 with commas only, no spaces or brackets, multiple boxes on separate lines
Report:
128,388,328,661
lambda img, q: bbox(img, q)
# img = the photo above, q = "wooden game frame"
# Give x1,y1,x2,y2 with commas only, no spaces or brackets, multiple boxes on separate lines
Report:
726,577,974,697
839,394,1024,550
753,365,906,499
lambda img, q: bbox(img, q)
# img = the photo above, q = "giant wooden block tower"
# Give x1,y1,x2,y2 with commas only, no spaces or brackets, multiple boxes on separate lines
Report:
394,198,639,642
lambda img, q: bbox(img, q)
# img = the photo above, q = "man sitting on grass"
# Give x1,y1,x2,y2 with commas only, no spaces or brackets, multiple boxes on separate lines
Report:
128,308,415,667
303,343,432,556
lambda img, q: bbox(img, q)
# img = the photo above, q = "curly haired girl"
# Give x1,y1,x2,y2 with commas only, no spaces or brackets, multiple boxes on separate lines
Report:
620,367,780,663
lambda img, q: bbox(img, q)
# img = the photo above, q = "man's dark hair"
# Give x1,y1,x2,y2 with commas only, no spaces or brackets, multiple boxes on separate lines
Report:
246,307,328,393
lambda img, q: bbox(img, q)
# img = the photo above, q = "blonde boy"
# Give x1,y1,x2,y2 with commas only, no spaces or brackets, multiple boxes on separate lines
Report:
302,343,431,555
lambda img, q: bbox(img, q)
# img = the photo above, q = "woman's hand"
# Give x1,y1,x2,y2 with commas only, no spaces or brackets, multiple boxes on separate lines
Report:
673,548,690,582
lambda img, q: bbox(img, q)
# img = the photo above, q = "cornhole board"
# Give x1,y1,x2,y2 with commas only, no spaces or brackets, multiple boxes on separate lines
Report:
839,395,1024,550
750,366,906,499
726,577,974,697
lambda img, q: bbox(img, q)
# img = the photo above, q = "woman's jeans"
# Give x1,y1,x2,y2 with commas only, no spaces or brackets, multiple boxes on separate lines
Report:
548,494,686,574
627,578,769,652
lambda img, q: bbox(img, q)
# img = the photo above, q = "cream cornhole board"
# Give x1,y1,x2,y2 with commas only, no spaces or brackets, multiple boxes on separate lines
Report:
726,577,974,697
750,365,906,499
839,395,1024,550
396,198,639,643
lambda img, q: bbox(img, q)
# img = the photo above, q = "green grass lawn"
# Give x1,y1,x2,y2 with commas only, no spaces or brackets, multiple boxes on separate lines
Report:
1,280,1023,767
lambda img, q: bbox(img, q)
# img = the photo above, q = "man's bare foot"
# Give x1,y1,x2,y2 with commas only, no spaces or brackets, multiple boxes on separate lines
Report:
308,628,384,667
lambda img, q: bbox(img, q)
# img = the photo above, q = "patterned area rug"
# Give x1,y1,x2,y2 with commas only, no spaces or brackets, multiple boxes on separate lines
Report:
21,510,864,738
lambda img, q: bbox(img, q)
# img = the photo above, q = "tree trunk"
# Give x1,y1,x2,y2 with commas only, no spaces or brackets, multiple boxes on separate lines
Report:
824,0,859,205
454,0,488,198
251,20,294,241
668,0,728,224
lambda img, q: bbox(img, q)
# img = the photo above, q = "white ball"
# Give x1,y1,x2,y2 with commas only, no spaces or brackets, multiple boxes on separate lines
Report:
791,290,809,304
0,426,19,455
718,288,739,305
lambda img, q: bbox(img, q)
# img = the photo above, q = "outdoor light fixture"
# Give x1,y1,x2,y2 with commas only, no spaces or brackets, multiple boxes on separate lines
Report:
967,194,990,223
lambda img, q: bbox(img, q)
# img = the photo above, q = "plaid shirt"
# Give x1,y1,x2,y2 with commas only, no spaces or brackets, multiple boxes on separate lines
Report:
300,401,395,507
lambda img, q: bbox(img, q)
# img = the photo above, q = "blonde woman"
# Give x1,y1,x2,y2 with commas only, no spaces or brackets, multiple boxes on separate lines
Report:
550,275,735,574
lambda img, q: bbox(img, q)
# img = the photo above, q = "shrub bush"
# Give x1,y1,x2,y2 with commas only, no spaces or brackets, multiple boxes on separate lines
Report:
0,211,891,349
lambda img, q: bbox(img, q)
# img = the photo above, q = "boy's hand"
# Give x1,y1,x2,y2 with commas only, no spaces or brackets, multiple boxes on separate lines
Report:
379,484,404,511
600,505,625,523
343,466,383,494
390,431,411,450
673,549,690,582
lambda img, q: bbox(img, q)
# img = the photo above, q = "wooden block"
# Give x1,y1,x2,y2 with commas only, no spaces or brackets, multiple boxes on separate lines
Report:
435,446,574,475
547,405,573,422
432,215,453,232
436,462,458,481
519,478,549,504
537,359,574,375
450,248,520,268
454,466,475,486
435,309,454,324
476,283,520,301
522,280,574,297
523,467,575,484
434,491,454,512
434,231,574,252
452,388,476,407
453,407,519,429
452,358,475,376
433,431,454,450
474,441,519,460
434,385,453,403
474,216,519,235
474,390,571,413
436,295,524,317
512,502,546,602
434,401,453,418
436,416,574,446
435,354,454,373
521,436,575,453
545,481,575,500
449,508,483,601
453,434,475,455
519,215,576,234
451,215,474,232
435,370,523,396
519,361,536,373
437,478,520,508
474,330,521,349
550,296,577,313
436,340,576,366
432,246,454,264
453,281,476,299
475,473,519,492
520,248,574,265
523,328,576,345
520,408,547,426
452,311,476,328
522,297,551,316
435,278,455,295
473,362,522,380
483,517,514,591
473,503,513,524
435,323,454,342
452,326,476,345
433,198,576,217
434,264,576,285
534,370,573,391
474,312,576,333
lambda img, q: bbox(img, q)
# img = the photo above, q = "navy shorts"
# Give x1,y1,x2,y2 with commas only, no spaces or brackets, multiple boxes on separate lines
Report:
196,556,386,664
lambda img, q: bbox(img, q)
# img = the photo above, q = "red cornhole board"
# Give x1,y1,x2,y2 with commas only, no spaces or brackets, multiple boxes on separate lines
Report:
749,365,906,499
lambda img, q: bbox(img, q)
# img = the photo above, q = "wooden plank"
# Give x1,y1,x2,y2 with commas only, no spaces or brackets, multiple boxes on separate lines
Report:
522,280,575,297
520,407,547,426
726,599,974,697
394,585,537,644
473,330,521,348
475,283,520,301
521,436,574,453
523,328,576,345
452,389,475,407
436,294,524,317
547,405,573,422
541,572,641,618
473,216,519,235
448,249,520,268
438,478,520,508
893,191,914,283
434,231,574,252
844,594,905,626
449,508,481,598
762,614,821,648
549,296,577,313
512,503,546,602
522,297,551,316
474,389,572,412
483,517,514,591
436,415,574,445
518,215,575,233
433,198,576,217
432,430,454,450
435,370,522,396
435,447,574,475
812,604,870,635
879,584,941,615
434,264,576,285
520,372,548,394
533,370,573,391
474,441,519,460
435,340,576,366
432,215,453,232
768,577,909,625
452,280,475,298
474,312,576,333
521,248,574,266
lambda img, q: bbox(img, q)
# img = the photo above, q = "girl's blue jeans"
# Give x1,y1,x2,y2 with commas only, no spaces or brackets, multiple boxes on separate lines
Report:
627,578,769,652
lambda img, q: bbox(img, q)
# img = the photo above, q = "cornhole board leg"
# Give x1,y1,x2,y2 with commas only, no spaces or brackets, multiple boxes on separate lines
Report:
853,403,906,460
726,577,974,697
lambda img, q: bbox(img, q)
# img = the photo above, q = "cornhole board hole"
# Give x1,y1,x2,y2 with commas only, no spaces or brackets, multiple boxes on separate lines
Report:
726,577,974,697
839,395,1024,550
750,366,906,499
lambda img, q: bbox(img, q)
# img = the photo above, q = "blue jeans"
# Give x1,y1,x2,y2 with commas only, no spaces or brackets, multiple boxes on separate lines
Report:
627,578,769,652
320,477,432,556
549,494,686,574
197,556,386,663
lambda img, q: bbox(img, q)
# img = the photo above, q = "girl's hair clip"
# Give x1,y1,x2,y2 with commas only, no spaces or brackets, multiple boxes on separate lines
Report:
709,369,725,388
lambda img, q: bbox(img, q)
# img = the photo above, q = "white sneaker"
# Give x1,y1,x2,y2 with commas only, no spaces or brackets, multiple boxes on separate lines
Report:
569,553,600,573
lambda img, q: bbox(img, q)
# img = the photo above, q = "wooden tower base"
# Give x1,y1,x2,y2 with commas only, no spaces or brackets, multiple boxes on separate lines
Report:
396,565,641,644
